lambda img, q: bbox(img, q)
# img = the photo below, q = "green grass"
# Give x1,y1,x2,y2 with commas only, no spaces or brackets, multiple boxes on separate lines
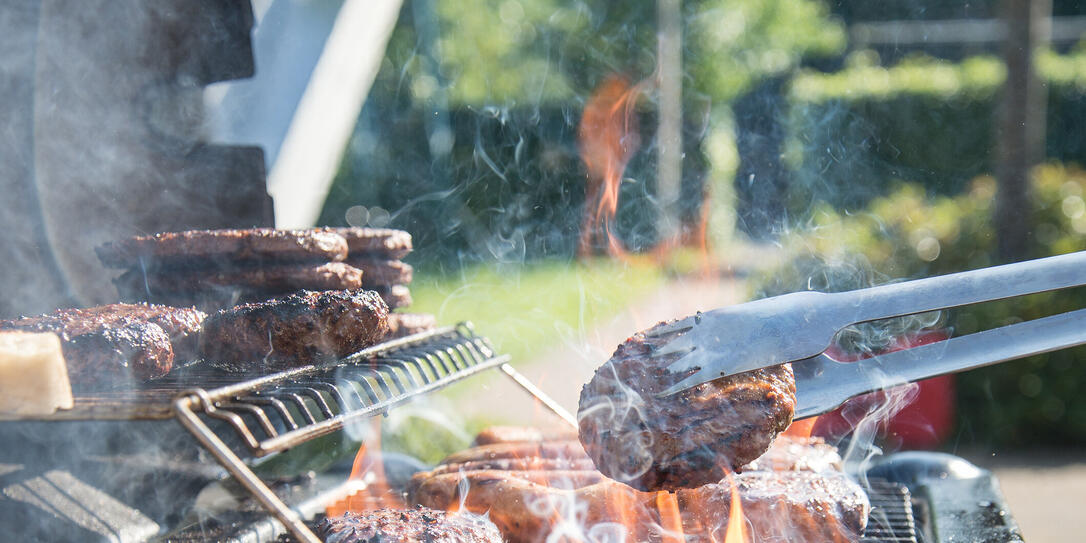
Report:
408,258,665,367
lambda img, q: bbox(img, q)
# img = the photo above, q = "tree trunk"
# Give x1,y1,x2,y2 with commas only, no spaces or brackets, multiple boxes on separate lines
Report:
996,0,1050,262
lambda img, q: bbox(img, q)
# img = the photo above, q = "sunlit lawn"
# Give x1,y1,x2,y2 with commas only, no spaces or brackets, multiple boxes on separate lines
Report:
408,258,665,367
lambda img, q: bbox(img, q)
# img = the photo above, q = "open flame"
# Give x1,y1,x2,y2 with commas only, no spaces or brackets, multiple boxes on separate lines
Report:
721,471,748,543
577,74,716,274
577,74,644,259
325,419,405,517
655,491,685,542
782,416,819,440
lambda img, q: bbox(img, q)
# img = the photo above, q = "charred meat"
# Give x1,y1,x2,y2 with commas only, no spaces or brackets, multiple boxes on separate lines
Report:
325,227,413,259
577,320,797,491
115,261,364,297
0,303,206,387
198,289,389,370
385,312,436,340
680,471,870,543
410,469,867,543
410,427,868,543
317,506,502,543
95,227,349,269
472,425,579,446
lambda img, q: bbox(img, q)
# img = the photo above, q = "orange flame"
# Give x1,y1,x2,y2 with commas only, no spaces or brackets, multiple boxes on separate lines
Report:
325,419,405,517
578,75,644,259
782,416,820,440
655,491,685,542
722,471,749,543
694,184,714,278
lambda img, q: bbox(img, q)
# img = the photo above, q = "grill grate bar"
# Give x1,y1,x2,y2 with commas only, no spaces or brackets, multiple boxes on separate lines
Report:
181,324,510,457
861,480,919,543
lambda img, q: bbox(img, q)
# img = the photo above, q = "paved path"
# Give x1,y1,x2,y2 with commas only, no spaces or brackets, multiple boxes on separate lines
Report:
963,448,1086,543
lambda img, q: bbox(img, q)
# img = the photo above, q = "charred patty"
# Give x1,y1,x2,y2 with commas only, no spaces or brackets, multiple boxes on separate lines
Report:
198,289,389,371
96,227,349,269
0,303,206,387
577,320,797,491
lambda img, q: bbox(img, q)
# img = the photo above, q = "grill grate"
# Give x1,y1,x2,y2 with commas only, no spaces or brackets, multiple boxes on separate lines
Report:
182,324,508,457
862,479,920,543
170,323,513,543
170,476,924,543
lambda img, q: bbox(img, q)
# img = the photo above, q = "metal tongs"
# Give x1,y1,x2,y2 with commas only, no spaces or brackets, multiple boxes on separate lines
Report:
652,251,1086,417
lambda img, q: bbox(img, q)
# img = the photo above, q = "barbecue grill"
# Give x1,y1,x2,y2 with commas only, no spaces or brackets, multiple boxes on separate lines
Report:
0,2,1055,542
0,321,1027,542
1,323,547,542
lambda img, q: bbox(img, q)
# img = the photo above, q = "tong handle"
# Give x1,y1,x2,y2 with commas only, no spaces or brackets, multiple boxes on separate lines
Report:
794,307,1086,419
844,251,1086,324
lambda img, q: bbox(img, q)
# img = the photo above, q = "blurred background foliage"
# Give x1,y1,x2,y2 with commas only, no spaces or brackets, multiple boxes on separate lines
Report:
318,0,847,264
786,46,1086,210
318,0,1086,446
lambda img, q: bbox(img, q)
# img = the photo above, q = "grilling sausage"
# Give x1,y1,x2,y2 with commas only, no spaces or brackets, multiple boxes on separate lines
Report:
472,426,579,445
440,440,590,465
409,469,868,543
317,506,502,543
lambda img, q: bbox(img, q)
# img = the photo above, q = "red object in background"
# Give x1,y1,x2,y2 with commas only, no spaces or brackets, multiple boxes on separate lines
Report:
812,331,956,450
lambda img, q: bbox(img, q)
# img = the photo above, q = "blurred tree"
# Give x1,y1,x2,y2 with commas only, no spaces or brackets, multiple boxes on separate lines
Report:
321,0,845,261
995,0,1050,262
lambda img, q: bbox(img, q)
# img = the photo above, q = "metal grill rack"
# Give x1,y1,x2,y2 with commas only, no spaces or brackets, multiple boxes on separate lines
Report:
173,324,513,458
1,322,565,543
169,323,554,543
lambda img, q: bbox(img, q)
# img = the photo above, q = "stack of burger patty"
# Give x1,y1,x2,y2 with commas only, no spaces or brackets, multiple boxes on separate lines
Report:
97,227,435,338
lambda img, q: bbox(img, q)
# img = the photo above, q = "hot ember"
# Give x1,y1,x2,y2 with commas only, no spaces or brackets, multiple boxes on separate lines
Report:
406,426,868,543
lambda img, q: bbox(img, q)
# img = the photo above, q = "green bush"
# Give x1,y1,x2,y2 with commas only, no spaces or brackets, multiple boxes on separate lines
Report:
786,49,1086,211
755,163,1086,447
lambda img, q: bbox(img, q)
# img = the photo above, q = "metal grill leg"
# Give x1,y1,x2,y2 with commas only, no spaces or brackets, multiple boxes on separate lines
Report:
499,362,578,429
172,395,321,543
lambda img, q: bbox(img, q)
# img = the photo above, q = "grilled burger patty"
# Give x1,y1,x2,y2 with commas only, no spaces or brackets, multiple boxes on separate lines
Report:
385,312,436,339
374,285,412,310
0,303,205,386
317,507,502,543
326,227,413,259
198,289,389,370
679,471,870,543
96,228,349,269
346,258,414,287
114,261,364,295
61,323,174,386
577,320,797,491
